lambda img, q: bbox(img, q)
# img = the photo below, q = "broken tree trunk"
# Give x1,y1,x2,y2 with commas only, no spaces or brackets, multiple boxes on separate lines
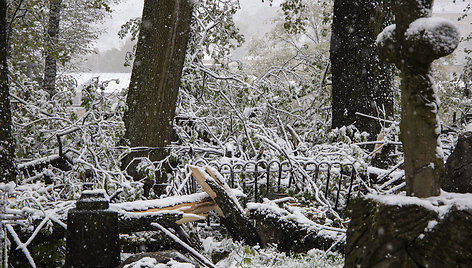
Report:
118,211,203,233
247,201,345,253
190,166,261,246
111,192,213,232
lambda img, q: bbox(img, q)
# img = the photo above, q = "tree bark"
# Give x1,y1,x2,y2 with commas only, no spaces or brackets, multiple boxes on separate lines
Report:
330,0,394,136
0,0,17,183
43,0,62,98
248,205,343,253
118,211,185,233
190,166,262,246
122,0,193,180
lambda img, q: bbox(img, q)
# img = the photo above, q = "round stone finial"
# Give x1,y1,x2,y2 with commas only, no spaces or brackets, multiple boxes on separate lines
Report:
404,17,460,64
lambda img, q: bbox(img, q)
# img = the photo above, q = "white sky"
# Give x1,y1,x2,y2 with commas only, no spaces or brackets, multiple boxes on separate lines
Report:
92,0,279,51
433,0,470,13
92,0,470,52
92,0,143,51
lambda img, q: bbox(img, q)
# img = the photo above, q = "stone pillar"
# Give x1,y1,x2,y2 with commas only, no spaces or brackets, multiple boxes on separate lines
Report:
345,197,472,267
376,0,460,197
66,189,120,268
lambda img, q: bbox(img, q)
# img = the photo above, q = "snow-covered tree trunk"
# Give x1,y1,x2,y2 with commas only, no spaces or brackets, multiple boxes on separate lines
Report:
43,0,62,98
330,0,394,136
0,0,17,182
377,0,460,197
122,0,193,180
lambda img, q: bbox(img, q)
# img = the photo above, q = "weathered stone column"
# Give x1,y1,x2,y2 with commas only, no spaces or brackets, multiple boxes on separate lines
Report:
66,189,120,268
376,0,460,197
345,196,472,267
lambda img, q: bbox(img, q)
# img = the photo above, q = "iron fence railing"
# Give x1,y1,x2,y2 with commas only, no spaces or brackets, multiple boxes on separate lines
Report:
173,159,360,211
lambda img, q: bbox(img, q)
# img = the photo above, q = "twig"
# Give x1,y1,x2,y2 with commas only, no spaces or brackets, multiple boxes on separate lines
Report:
355,112,399,125
151,222,215,268
6,224,36,268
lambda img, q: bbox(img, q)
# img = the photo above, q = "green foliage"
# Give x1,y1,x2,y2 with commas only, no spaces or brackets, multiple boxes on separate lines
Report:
281,0,307,34
7,0,119,81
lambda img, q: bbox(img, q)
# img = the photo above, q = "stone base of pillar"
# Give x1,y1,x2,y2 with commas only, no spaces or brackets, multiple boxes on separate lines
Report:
345,194,472,267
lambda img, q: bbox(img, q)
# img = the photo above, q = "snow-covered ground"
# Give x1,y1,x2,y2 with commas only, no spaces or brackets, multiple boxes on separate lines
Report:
69,72,130,94
67,72,130,110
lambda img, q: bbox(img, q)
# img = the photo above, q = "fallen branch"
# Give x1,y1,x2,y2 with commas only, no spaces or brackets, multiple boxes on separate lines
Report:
247,201,345,253
151,222,216,268
118,211,204,233
190,166,261,246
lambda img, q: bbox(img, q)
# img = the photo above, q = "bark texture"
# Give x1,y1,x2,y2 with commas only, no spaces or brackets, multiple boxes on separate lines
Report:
400,70,443,197
330,0,394,136
248,205,343,253
190,167,261,246
43,0,62,98
0,0,17,182
122,0,193,180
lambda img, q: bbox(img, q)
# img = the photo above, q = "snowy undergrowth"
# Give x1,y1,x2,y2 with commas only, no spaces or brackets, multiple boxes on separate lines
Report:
208,242,344,268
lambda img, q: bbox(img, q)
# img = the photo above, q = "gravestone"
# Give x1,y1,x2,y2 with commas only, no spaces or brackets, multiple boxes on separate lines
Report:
442,130,472,193
345,2,466,267
66,189,120,268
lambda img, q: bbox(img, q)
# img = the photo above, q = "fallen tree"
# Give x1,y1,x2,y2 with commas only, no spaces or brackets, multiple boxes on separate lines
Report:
188,165,345,252
247,200,345,253
189,165,261,246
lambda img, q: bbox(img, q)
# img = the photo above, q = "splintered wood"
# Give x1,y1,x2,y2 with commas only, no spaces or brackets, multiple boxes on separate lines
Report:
132,198,216,217
189,166,226,217
189,165,261,245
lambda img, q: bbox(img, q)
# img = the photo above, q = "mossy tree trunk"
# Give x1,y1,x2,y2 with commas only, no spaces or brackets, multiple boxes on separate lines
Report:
330,0,394,136
0,0,17,182
122,0,193,180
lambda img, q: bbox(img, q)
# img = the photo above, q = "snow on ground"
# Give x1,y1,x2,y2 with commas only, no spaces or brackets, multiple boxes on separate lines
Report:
214,244,344,268
67,73,130,108
123,257,195,268
68,72,131,94
367,190,472,218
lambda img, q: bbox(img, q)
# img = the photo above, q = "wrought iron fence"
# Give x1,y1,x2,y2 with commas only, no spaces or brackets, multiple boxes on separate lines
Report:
172,159,361,211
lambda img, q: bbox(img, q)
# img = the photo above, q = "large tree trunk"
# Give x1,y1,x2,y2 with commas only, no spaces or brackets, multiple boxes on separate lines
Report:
330,0,393,136
43,0,62,98
0,0,17,182
122,0,193,181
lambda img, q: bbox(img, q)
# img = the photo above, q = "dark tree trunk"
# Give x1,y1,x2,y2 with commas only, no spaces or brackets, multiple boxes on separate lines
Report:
43,0,62,98
330,0,394,136
122,0,193,180
0,0,17,182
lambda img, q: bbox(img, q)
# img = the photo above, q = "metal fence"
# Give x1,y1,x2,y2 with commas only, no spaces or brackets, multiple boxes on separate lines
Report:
173,159,360,211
